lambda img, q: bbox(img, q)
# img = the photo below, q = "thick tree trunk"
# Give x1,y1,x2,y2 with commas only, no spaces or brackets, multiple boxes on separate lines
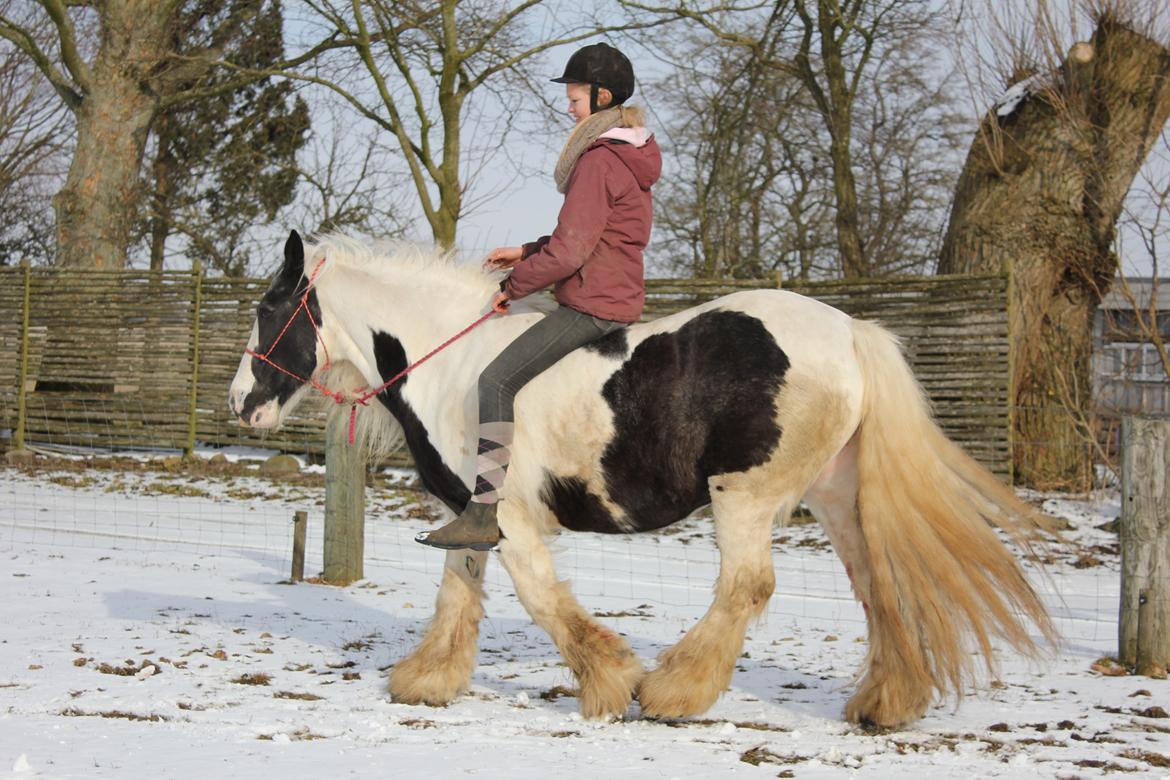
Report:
939,17,1170,487
52,2,170,268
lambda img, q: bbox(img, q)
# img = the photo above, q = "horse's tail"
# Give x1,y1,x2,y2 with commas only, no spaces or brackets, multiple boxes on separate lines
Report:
848,319,1057,723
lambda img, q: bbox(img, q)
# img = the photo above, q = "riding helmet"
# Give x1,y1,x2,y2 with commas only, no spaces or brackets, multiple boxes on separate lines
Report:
551,43,635,112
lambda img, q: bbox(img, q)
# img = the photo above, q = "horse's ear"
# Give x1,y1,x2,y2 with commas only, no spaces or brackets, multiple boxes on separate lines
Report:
279,230,304,285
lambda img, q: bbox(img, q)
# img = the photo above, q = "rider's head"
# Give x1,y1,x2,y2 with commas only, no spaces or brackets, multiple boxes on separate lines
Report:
552,42,635,124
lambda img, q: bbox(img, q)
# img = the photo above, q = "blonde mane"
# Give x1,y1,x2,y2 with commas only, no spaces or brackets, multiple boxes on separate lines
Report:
306,234,500,297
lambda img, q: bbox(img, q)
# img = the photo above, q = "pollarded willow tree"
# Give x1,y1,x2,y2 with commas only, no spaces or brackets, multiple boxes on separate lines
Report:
938,6,1170,487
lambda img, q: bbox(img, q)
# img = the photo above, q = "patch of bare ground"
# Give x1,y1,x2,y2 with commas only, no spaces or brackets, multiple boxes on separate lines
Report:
1072,759,1138,772
61,708,169,722
663,719,789,733
231,673,272,686
257,728,326,741
273,691,323,701
539,685,577,700
1121,749,1170,768
95,659,158,676
739,746,805,767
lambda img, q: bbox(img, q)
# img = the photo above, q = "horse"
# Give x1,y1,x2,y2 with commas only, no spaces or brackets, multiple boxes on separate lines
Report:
228,231,1056,728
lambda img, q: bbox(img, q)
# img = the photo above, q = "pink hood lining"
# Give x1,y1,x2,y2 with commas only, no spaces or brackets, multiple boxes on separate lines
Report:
598,126,651,147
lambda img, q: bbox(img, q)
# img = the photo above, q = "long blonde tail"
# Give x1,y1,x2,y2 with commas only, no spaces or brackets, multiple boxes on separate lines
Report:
847,319,1057,726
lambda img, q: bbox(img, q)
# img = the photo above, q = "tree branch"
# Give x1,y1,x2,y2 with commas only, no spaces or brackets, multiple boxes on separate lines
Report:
463,16,681,94
40,0,92,91
0,14,83,109
350,0,438,223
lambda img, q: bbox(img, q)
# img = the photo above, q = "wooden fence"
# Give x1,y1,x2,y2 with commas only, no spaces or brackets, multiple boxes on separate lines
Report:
0,264,1012,477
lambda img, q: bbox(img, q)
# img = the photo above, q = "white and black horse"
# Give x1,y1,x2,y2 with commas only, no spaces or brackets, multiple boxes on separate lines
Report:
229,231,1055,728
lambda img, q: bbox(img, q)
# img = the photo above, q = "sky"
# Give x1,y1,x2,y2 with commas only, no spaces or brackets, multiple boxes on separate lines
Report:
271,1,1167,280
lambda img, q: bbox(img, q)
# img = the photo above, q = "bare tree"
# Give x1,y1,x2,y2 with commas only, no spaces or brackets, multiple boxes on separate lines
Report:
0,2,69,265
640,0,961,279
0,1,345,268
224,1,673,249
939,2,1170,487
281,103,412,245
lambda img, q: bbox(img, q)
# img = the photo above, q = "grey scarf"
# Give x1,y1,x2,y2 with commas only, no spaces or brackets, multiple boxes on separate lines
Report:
552,107,628,193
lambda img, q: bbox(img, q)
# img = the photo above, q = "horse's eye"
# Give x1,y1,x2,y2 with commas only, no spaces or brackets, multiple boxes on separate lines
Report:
257,302,276,318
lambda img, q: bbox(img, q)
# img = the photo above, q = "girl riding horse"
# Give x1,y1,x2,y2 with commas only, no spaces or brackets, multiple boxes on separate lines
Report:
417,42,661,551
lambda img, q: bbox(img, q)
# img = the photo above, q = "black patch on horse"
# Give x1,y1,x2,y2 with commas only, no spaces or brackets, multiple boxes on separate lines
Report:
541,474,620,533
584,328,628,358
371,330,471,514
542,310,790,533
240,282,321,421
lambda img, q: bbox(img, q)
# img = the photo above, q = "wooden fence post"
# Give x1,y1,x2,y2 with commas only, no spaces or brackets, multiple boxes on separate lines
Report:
1119,415,1170,677
291,510,307,582
324,410,365,584
13,260,32,451
184,260,203,458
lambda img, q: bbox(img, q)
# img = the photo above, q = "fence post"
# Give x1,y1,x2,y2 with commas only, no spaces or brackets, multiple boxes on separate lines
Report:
1119,415,1170,677
184,260,203,458
324,410,365,584
13,260,32,451
291,510,307,582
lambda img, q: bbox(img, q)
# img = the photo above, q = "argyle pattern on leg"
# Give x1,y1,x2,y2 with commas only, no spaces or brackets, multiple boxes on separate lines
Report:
470,421,514,504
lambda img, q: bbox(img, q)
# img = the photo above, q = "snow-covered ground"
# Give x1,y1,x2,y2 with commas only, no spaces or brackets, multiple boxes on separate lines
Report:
0,455,1167,779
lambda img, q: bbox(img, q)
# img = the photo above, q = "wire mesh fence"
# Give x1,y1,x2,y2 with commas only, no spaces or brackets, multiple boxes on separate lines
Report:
0,263,1150,657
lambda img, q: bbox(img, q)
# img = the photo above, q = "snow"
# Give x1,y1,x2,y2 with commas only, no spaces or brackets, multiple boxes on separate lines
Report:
1,458,1167,779
995,75,1042,118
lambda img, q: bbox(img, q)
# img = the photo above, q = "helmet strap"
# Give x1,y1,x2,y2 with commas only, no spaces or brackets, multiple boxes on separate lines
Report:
589,83,601,114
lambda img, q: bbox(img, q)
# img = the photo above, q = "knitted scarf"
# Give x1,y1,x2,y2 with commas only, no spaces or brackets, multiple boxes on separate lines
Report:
553,106,640,193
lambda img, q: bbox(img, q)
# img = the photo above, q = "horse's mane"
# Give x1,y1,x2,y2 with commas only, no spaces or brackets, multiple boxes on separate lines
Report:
307,234,500,470
307,234,500,296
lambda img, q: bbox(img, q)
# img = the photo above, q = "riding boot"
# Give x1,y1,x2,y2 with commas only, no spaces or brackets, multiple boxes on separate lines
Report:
414,500,500,551
416,422,512,551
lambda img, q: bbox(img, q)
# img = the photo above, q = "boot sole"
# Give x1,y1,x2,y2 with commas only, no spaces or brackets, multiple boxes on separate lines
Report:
415,537,498,552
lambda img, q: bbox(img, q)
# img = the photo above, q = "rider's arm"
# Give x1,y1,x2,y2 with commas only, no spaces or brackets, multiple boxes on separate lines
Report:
504,153,613,301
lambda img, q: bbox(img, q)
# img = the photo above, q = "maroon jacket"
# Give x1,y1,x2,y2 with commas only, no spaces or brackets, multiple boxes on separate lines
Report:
504,135,662,323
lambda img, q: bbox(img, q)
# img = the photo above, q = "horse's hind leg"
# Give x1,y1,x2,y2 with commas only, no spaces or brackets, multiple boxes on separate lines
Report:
389,549,488,706
495,501,643,719
803,434,874,616
803,434,932,726
638,480,782,719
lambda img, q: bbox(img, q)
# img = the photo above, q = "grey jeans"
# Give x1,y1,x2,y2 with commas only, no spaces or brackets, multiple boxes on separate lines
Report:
479,305,627,424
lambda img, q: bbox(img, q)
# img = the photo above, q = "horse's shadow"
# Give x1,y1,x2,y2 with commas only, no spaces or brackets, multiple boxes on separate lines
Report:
100,549,850,724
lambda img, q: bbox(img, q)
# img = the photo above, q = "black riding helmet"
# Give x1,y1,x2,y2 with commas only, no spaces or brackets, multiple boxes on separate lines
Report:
551,43,635,114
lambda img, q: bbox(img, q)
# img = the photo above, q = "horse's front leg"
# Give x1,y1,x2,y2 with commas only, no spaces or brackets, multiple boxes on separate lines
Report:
496,500,644,719
389,548,488,706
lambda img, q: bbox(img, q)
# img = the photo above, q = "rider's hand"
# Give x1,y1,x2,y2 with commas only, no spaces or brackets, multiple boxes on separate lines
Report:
483,246,523,270
491,291,510,314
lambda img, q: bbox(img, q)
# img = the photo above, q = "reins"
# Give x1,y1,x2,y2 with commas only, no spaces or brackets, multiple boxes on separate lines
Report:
246,257,498,444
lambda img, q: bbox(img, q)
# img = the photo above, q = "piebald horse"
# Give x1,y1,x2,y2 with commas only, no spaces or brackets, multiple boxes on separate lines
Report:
229,231,1055,728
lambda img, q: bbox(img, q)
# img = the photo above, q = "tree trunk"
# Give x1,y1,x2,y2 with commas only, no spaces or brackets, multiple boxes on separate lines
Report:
52,3,170,268
149,114,176,272
817,0,866,279
938,17,1170,488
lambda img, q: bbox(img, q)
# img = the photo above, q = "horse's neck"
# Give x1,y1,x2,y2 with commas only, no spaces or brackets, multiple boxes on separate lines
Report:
316,261,538,466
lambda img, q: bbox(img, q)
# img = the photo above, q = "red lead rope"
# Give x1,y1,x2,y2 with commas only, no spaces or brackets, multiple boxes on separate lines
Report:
245,257,498,445
342,308,498,443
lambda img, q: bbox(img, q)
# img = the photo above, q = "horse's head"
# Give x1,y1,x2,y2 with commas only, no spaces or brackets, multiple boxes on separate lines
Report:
229,230,324,428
